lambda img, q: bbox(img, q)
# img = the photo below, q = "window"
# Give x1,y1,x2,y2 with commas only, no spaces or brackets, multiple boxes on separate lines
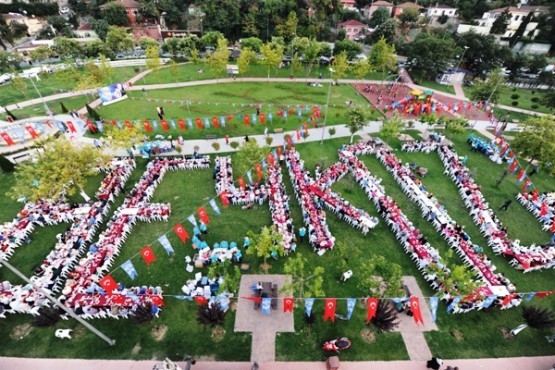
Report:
514,15,519,21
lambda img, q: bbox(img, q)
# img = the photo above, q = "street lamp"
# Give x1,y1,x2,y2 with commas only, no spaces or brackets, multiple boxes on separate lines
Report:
183,355,196,370
320,67,335,144
454,45,469,72
29,75,50,114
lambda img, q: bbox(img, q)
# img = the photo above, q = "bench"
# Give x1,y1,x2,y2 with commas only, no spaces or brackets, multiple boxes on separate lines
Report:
273,128,284,134
205,134,218,140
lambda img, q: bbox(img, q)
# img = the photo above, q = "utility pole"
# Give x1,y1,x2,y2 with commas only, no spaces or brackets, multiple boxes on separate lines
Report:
0,259,116,346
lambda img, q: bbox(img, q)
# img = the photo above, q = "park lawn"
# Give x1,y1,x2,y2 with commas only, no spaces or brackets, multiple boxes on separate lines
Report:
89,82,382,140
142,63,385,85
1,134,555,360
492,107,533,123
408,70,456,95
10,94,97,119
0,67,138,108
497,87,552,115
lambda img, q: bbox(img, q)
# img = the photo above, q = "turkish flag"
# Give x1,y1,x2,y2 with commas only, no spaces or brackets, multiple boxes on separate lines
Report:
151,295,165,306
125,120,133,129
540,202,548,217
161,120,169,131
521,178,530,193
283,297,295,313
173,223,189,243
66,121,76,133
277,146,282,158
501,294,517,306
241,296,262,303
194,296,208,305
86,121,96,133
366,298,378,324
260,113,265,124
410,296,424,325
196,118,203,129
212,116,219,128
323,298,336,322
509,160,518,173
143,120,152,132
111,294,124,305
111,120,117,126
25,126,39,138
219,191,229,207
99,275,118,294
268,153,275,166
532,189,538,202
516,169,525,181
550,222,555,233
197,207,210,224
227,114,233,122
238,176,246,191
0,132,14,146
141,245,156,266
287,136,292,149
277,110,283,117
178,118,186,130
536,290,554,299
255,163,262,180
500,144,509,156
244,114,250,126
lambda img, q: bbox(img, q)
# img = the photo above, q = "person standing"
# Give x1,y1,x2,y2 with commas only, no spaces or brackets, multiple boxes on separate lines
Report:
225,134,229,145
264,127,268,137
426,357,443,370
499,199,512,211
298,227,306,242
244,135,249,142
156,106,163,120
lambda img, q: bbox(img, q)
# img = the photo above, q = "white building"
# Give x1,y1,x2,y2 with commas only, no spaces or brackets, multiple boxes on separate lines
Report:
478,4,549,39
426,3,458,18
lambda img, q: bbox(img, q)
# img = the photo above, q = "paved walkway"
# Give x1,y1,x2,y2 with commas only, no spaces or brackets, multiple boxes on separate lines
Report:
2,356,554,370
452,83,465,99
234,274,294,363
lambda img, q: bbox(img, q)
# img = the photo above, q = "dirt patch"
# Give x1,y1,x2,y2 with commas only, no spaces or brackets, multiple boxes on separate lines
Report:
500,328,513,340
174,196,180,200
450,329,464,342
260,262,272,273
151,324,168,341
211,326,226,342
360,328,376,344
11,323,33,340
131,342,142,355
73,326,86,339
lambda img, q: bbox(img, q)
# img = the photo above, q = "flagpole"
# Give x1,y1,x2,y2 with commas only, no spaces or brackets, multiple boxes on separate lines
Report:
0,259,116,346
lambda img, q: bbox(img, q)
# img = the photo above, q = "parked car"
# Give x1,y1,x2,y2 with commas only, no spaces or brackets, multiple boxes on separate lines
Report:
0,73,12,85
59,7,70,14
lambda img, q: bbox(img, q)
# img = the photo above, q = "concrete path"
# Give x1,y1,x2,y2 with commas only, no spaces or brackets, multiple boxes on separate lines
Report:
234,274,294,363
2,356,555,370
452,83,466,99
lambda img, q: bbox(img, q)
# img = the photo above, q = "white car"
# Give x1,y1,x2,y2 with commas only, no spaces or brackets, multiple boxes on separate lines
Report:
0,73,12,85
60,7,70,14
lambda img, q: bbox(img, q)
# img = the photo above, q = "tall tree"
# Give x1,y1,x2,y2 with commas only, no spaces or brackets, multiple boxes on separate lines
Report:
407,32,456,80
105,26,134,53
346,106,368,143
8,136,109,202
331,51,349,82
246,226,284,271
103,124,143,149
368,7,391,28
380,112,404,139
490,8,511,35
275,11,298,43
358,256,404,297
368,37,396,83
398,6,419,27
235,140,268,176
333,39,362,60
237,47,256,75
353,58,372,81
456,31,507,78
469,68,505,104
207,38,231,78
301,39,321,80
139,36,158,51
91,18,109,41
259,40,284,79
11,76,28,99
145,46,162,75
52,37,84,60
240,37,263,52
282,254,325,298
29,45,53,63
511,116,555,176
370,18,396,43
101,2,130,26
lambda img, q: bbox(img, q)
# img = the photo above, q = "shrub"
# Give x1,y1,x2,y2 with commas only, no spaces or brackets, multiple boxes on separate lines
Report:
32,307,62,327
512,87,517,91
0,154,15,172
230,141,239,149
531,104,539,110
530,97,540,103
531,90,535,94
85,104,101,121
175,146,182,153
132,303,156,324
265,136,273,145
197,303,227,327
211,142,220,151
511,94,520,100
511,101,519,106
328,127,336,136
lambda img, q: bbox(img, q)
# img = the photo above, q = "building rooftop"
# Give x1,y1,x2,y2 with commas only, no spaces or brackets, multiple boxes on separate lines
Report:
397,2,422,8
429,3,458,9
489,5,550,13
371,1,394,6
337,19,367,27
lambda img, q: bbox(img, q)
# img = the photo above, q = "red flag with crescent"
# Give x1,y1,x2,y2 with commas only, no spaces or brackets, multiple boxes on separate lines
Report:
151,295,165,306
522,178,530,193
178,118,186,130
287,135,292,149
323,298,336,322
241,296,262,303
277,146,282,158
227,114,233,121
410,296,424,325
125,120,133,129
86,121,96,133
540,202,548,217
0,132,15,146
197,207,210,224
296,129,301,141
161,120,169,131
99,275,118,294
25,126,39,139
267,153,275,166
516,169,525,181
509,159,518,173
143,120,152,132
196,118,203,129
219,191,229,207
536,290,555,299
212,116,219,128
66,121,77,133
173,223,189,243
283,297,295,313
194,296,208,305
366,298,378,324
141,245,156,266
244,114,250,126
260,113,265,124
532,189,538,202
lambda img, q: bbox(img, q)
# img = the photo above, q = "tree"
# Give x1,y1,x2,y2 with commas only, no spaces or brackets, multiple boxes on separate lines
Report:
240,37,263,52
469,68,505,104
101,2,129,26
91,19,109,41
345,106,367,143
86,103,101,121
246,226,284,271
105,26,134,54
282,254,325,298
168,59,178,82
138,0,159,22
52,37,83,60
237,47,256,75
368,37,396,83
358,255,404,298
200,31,225,49
235,140,269,182
207,38,230,78
399,7,419,26
407,32,456,80
11,76,28,99
331,51,349,83
301,39,321,80
380,112,404,139
99,54,114,83
511,306,555,336
259,41,284,79
8,136,109,202
275,11,298,43
103,123,142,149
336,28,347,41
145,46,162,75
196,303,227,327
333,39,362,60
456,31,507,78
369,7,391,28
490,8,511,35
371,19,396,43
370,300,400,332
511,116,555,176
0,154,15,172
139,36,158,51
29,45,53,64
0,50,21,71
353,58,372,81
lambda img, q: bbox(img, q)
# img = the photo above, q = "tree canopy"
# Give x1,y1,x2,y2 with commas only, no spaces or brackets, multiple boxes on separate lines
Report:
511,116,555,176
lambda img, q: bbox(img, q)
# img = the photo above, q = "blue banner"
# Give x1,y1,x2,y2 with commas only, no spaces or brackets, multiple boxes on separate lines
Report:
121,259,138,280
158,234,174,255
346,298,356,320
304,298,315,317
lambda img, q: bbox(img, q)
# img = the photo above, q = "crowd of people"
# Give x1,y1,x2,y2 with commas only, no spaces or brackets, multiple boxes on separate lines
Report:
214,156,268,206
267,162,296,252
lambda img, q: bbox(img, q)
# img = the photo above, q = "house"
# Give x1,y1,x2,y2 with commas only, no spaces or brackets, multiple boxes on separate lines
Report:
339,0,357,10
337,19,367,41
364,1,393,19
100,0,140,25
393,2,422,18
132,25,162,43
479,4,549,39
426,3,458,18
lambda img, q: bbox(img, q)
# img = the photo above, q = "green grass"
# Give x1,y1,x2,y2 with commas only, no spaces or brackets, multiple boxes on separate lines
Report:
408,70,456,95
492,107,534,123
88,82,381,140
11,94,97,118
0,67,138,108
497,87,553,115
0,132,554,360
142,63,385,85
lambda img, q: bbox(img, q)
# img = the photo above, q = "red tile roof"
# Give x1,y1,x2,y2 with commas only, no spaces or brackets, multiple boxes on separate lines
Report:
338,19,367,28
